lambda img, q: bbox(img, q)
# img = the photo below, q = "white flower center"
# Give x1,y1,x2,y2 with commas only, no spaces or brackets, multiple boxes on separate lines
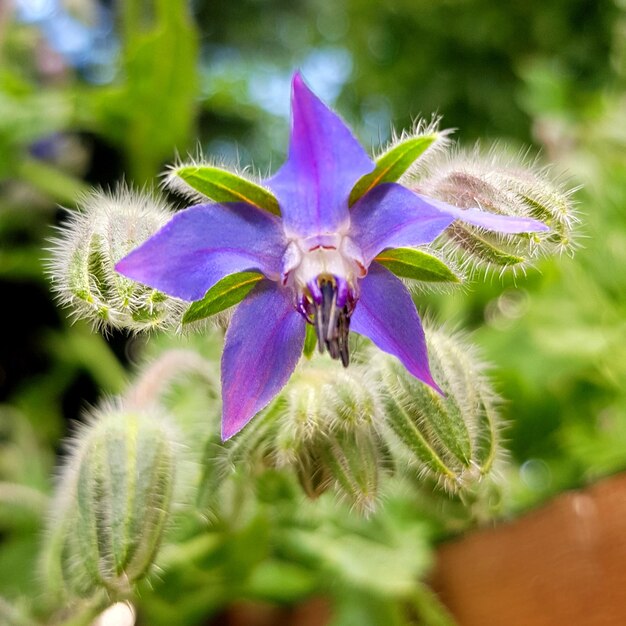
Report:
281,234,366,366
282,234,365,294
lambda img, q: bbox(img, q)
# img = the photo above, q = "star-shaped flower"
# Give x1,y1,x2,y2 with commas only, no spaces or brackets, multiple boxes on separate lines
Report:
116,72,548,439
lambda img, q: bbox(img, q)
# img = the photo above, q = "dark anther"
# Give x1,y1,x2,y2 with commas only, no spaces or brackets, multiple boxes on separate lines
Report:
312,277,351,367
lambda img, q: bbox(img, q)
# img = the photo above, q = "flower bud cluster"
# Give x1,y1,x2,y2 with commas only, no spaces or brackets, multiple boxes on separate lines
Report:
223,360,387,515
408,147,577,272
44,403,178,599
230,326,501,511
374,328,501,492
273,362,385,514
47,186,184,332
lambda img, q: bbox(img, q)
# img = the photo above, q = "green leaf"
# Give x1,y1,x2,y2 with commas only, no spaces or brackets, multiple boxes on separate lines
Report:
245,560,317,602
98,0,200,182
375,248,460,282
303,324,317,358
16,158,90,205
175,166,281,215
349,134,439,205
182,272,263,324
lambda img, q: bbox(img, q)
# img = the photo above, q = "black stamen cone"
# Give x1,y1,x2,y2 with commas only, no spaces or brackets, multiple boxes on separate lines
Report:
313,278,350,367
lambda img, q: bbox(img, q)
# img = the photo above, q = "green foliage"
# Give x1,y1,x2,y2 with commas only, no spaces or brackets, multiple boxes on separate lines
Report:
96,0,199,182
1,0,625,624
339,0,618,142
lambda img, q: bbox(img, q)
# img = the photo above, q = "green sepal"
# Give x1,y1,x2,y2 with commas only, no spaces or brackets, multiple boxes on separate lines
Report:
182,272,263,324
374,248,460,282
175,166,281,215
349,134,439,206
519,192,570,246
303,324,317,359
453,225,526,266
384,390,458,480
319,430,379,512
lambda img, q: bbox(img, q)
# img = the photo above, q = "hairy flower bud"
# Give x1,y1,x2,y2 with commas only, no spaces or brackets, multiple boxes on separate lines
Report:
47,186,184,332
374,327,500,492
408,147,577,271
44,405,177,598
226,326,502,508
266,361,385,513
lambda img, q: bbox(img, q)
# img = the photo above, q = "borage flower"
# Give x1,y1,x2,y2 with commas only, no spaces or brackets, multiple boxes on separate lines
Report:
116,72,547,439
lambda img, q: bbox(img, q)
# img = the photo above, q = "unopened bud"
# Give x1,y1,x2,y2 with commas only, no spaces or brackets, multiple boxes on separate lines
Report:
47,186,183,332
45,405,177,598
270,361,384,513
410,147,576,270
374,327,500,492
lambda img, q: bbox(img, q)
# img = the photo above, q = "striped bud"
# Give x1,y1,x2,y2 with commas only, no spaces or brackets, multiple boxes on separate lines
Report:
409,147,576,271
44,405,177,598
374,327,500,492
271,361,385,513
47,186,184,332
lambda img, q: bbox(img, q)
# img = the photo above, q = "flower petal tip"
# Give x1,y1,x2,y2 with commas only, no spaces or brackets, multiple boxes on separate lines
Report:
290,72,309,106
292,70,304,87
221,417,245,441
427,376,445,397
114,254,147,284
114,258,129,275
114,255,137,280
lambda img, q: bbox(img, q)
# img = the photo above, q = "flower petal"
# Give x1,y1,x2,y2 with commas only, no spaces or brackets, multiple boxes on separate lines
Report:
350,263,441,392
115,203,286,301
415,193,550,234
221,281,306,439
266,72,374,237
350,183,454,265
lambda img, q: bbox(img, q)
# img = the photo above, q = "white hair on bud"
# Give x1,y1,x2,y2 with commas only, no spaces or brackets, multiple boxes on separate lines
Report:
407,142,579,278
41,397,185,599
219,357,387,514
275,361,384,455
46,185,185,333
217,325,506,512
370,322,504,494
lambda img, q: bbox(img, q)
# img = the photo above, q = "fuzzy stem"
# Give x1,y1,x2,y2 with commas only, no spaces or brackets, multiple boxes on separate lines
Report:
0,482,48,517
157,533,222,571
16,158,91,206
411,583,457,626
124,349,217,411
0,597,39,626
55,592,110,626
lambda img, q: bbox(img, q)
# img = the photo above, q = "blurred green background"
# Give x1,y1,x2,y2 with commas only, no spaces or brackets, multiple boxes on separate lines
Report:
1,0,625,622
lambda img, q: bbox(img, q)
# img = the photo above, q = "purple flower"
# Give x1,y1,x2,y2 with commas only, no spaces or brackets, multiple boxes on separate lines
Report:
116,72,548,439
